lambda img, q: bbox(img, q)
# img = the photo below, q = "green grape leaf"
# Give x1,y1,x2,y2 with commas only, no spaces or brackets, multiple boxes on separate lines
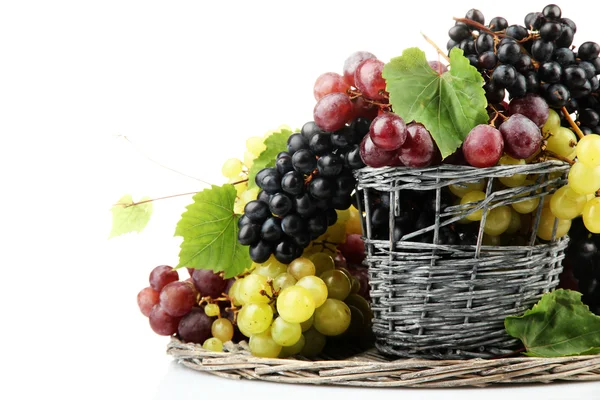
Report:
382,47,488,159
505,289,600,357
109,195,153,238
174,184,251,278
247,128,293,189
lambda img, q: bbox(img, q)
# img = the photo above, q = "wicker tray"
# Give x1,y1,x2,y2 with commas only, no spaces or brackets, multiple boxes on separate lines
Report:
167,337,600,388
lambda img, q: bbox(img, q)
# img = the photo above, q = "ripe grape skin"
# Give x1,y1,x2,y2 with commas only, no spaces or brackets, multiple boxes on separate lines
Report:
191,269,227,298
369,113,407,151
498,114,542,159
137,287,160,317
354,58,387,101
320,269,351,301
568,163,600,195
507,94,549,128
313,299,352,336
546,127,577,159
237,303,273,335
211,318,234,343
577,134,600,167
550,186,587,220
178,307,213,343
159,281,198,317
313,93,354,132
342,51,376,87
149,304,181,336
462,124,504,168
537,207,571,241
396,123,436,168
359,135,396,168
287,257,316,280
313,72,350,101
276,286,315,323
582,197,600,233
296,276,328,308
149,265,179,292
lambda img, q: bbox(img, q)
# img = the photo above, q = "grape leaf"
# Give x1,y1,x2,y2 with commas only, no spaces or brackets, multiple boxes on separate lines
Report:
382,47,488,159
109,194,153,238
505,289,600,357
174,184,251,278
247,128,293,189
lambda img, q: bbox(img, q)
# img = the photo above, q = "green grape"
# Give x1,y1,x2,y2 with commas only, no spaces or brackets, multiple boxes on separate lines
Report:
204,303,220,317
270,317,302,346
287,257,316,280
483,206,512,236
243,151,255,169
300,328,327,357
246,136,266,157
277,286,315,323
239,187,259,207
546,127,577,159
460,190,486,221
505,207,522,234
542,109,561,135
482,234,501,246
249,328,281,358
343,305,366,338
582,197,600,233
449,180,485,198
237,303,273,335
349,276,360,295
511,181,540,214
568,162,600,195
278,335,305,358
254,256,287,278
577,134,600,168
221,158,244,179
202,337,224,352
309,253,335,276
344,294,373,324
295,276,328,307
320,269,351,301
239,274,272,304
537,207,571,241
498,155,527,187
211,318,234,343
550,186,587,220
229,278,244,306
300,314,314,332
313,299,352,336
273,272,297,292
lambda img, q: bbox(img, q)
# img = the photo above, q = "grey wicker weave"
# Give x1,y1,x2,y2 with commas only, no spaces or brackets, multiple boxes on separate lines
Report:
354,160,571,360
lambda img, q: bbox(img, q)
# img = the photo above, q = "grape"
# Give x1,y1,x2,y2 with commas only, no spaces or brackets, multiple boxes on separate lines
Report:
202,337,223,352
261,217,283,242
537,207,571,241
497,42,521,64
281,214,306,236
177,307,212,342
255,168,281,194
246,136,266,156
550,186,587,220
149,265,179,292
540,22,563,41
253,256,287,279
531,40,554,63
448,25,471,42
238,223,260,246
337,234,365,265
449,180,486,198
483,206,512,236
317,153,344,177
212,318,234,343
460,190,486,221
512,191,541,214
313,72,350,101
137,287,160,317
499,156,527,187
269,193,292,217
499,114,542,159
204,303,220,317
354,58,387,101
279,334,305,357
568,162,600,195
300,328,327,357
228,279,243,306
159,281,197,317
396,123,436,167
545,83,570,108
221,158,243,179
542,4,561,19
539,62,562,83
294,193,317,217
489,16,508,31
577,135,600,168
287,257,316,280
369,113,407,150
273,272,297,292
300,314,314,332
313,299,351,336
276,286,315,323
309,252,336,276
249,241,273,264
238,274,272,305
192,269,227,298
309,177,334,200
345,294,373,323
320,269,351,301
505,207,522,235
244,200,270,223
508,94,549,128
237,303,273,336
281,171,305,196
301,121,324,142
542,109,561,135
342,51,376,87
149,305,181,336
313,93,354,132
287,133,309,155
546,127,577,159
465,8,484,24
462,124,504,168
271,317,302,346
249,328,281,358
292,149,318,174
578,42,600,61
582,197,600,233
359,134,395,168
296,276,328,308
492,64,517,88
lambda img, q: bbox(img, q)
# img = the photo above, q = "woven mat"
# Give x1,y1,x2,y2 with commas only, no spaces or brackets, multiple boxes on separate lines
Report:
167,337,600,388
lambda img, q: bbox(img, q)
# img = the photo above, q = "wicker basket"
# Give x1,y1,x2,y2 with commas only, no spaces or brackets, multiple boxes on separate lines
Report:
354,160,571,360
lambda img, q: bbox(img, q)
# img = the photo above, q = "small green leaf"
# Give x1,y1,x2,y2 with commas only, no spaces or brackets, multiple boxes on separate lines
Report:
174,184,251,278
383,47,488,159
109,195,153,238
248,128,293,189
505,289,600,357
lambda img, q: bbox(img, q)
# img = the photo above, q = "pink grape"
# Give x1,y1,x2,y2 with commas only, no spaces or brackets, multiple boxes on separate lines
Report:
396,123,436,167
159,281,198,317
337,234,365,265
177,307,214,344
507,94,549,128
149,265,179,292
354,58,388,101
463,124,504,168
192,269,227,298
428,60,448,74
313,72,350,101
149,304,181,336
359,134,396,167
499,113,542,159
369,113,407,150
314,93,354,132
342,51,376,87
137,287,160,317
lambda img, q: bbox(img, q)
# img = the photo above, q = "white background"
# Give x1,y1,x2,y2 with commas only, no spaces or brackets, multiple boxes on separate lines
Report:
1,1,599,399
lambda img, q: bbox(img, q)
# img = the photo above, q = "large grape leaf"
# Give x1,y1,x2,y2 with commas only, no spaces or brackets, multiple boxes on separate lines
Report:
382,47,488,159
505,289,600,357
109,194,153,238
174,184,251,278
247,128,293,189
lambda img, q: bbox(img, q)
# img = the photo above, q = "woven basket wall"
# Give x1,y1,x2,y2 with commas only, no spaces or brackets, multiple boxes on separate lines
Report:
354,160,571,360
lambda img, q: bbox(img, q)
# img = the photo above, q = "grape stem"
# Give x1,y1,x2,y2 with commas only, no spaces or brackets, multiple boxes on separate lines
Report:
421,32,450,63
453,17,506,38
542,149,575,165
347,89,391,109
488,105,508,126
561,107,585,140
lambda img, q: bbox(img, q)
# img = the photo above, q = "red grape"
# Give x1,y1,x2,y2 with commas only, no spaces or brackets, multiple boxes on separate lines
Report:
313,93,354,132
192,269,227,298
342,51,376,87
354,58,388,101
177,307,214,344
396,123,436,167
369,113,407,150
159,281,198,317
313,72,350,101
351,96,378,120
463,124,504,168
137,287,160,317
359,134,396,167
149,304,181,336
499,113,542,159
338,234,365,265
508,94,549,128
333,251,347,269
149,265,178,292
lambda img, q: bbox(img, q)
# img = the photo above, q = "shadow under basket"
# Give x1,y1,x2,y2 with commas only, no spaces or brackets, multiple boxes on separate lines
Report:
354,160,571,360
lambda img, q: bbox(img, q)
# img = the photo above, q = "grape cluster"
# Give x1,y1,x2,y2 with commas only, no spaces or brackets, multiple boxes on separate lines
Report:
238,118,369,264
